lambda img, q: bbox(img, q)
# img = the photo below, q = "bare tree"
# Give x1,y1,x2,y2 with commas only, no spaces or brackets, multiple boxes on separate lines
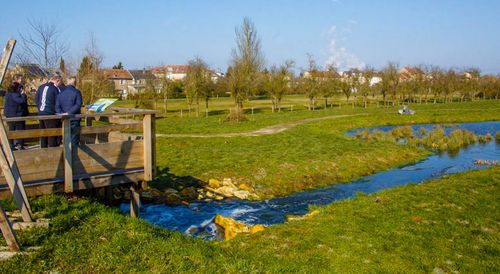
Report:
17,18,69,69
263,60,294,112
184,57,211,117
226,17,264,120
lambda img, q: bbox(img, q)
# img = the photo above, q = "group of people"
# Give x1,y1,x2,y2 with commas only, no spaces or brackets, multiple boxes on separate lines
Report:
3,73,83,150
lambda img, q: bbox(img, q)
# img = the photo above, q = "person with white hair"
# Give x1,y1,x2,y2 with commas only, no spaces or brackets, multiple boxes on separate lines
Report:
56,76,83,147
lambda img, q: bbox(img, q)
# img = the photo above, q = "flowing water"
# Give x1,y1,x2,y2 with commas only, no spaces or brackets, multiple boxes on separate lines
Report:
121,121,500,239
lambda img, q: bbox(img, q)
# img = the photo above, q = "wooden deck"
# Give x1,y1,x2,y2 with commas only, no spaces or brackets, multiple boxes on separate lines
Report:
0,107,159,199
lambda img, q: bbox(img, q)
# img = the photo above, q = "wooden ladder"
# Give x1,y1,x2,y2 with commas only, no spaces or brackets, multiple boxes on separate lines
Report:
0,38,33,252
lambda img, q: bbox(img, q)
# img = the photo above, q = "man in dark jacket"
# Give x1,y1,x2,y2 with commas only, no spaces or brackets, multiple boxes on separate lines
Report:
56,76,82,147
4,82,27,150
35,74,62,147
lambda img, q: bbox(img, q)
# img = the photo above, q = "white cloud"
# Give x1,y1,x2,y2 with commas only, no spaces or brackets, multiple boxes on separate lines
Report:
329,25,337,34
325,24,365,71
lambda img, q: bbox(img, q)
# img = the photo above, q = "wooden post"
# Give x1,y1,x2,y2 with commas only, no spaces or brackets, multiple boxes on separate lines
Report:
130,185,140,218
0,39,16,87
291,105,293,112
0,205,20,252
0,145,32,222
0,38,32,222
0,121,32,223
143,114,155,181
62,118,73,193
251,107,254,115
180,109,183,118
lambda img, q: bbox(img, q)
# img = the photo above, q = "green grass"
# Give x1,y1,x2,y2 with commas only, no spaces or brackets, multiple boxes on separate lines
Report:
120,96,500,135
1,167,498,272
153,99,499,198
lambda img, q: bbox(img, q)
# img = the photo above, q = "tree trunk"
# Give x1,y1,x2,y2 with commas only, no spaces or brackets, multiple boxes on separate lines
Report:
195,100,199,117
205,98,209,118
163,97,167,115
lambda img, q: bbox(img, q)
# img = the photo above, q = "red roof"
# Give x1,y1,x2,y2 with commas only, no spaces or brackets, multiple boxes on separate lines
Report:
151,65,188,75
101,69,133,79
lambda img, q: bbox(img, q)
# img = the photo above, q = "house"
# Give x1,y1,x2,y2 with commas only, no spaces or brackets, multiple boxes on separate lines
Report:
11,64,49,92
303,70,340,80
398,67,423,80
101,69,133,96
128,69,160,95
150,65,188,80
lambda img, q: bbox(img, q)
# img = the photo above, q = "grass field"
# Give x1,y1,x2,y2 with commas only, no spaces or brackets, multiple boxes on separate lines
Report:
0,166,498,272
152,99,499,197
0,98,498,271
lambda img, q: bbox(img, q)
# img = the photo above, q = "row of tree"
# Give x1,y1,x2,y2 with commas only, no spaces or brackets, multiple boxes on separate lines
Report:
11,17,500,119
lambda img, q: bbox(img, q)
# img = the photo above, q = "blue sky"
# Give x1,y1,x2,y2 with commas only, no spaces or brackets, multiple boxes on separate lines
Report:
1,0,499,74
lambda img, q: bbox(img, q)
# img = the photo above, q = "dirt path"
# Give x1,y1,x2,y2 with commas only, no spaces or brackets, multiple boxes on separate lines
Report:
156,114,367,138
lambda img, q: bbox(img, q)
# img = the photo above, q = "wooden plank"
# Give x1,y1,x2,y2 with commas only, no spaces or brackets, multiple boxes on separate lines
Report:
3,110,160,122
0,141,144,185
130,185,140,218
78,123,142,135
0,39,16,86
6,127,61,139
6,123,142,139
151,114,156,177
0,169,144,198
0,205,20,252
143,114,153,181
62,119,73,193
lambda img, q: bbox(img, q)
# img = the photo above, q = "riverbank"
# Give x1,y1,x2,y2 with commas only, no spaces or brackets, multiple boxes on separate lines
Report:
154,100,499,198
1,167,498,272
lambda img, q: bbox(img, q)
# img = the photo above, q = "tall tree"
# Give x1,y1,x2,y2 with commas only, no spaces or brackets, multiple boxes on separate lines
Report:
380,62,399,106
184,57,211,117
303,54,319,110
226,17,264,120
76,34,113,104
359,66,375,108
264,60,294,112
17,18,69,69
112,62,124,70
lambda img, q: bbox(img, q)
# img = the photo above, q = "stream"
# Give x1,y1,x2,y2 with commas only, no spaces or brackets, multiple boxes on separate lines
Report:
121,121,500,239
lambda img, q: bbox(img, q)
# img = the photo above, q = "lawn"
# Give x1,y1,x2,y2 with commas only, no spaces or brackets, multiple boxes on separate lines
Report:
1,166,498,272
0,99,498,272
153,99,499,198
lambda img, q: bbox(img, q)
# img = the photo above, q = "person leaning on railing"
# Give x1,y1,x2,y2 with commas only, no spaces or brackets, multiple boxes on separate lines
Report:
3,79,28,150
56,76,82,147
35,74,62,148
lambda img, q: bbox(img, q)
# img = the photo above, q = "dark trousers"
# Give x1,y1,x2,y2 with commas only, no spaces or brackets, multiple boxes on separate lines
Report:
7,121,25,149
70,120,80,147
39,119,59,148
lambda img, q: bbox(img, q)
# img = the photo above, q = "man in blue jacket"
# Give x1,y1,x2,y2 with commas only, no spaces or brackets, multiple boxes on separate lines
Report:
56,76,83,147
4,81,27,150
35,74,62,147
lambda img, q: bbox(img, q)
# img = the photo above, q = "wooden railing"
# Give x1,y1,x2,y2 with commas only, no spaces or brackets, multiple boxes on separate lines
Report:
0,107,159,197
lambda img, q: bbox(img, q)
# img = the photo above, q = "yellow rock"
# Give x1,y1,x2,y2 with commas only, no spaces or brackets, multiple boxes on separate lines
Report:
251,224,265,234
209,179,221,188
214,215,265,240
214,195,224,201
214,214,251,241
181,201,190,206
238,184,252,192
214,186,236,197
222,178,237,188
